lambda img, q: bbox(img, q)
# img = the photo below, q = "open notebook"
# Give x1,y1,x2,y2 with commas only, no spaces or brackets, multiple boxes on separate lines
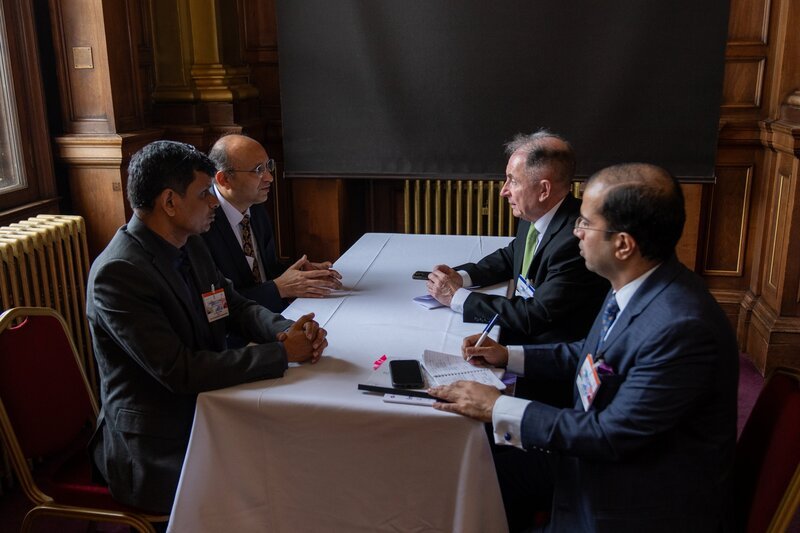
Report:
421,349,506,389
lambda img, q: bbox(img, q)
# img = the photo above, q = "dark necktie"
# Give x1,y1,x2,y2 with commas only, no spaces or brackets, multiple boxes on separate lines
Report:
240,214,263,283
597,295,619,353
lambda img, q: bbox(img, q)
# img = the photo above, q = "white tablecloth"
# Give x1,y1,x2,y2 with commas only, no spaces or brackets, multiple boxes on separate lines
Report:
168,233,513,532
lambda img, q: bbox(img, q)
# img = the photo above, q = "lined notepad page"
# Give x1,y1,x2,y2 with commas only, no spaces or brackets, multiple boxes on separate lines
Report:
422,350,506,390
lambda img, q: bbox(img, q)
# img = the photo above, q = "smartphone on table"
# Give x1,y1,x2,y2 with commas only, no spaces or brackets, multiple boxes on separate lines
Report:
390,359,425,389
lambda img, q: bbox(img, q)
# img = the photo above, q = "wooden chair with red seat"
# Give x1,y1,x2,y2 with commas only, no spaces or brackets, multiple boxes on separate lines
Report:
0,307,167,532
735,366,800,533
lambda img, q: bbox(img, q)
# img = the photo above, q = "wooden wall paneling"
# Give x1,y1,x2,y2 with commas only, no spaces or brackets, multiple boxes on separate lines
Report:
728,0,770,46
702,165,752,276
101,0,145,132
676,184,701,270
55,130,163,257
241,0,292,260
291,179,344,262
722,0,771,122
48,0,116,133
130,0,154,126
721,58,766,109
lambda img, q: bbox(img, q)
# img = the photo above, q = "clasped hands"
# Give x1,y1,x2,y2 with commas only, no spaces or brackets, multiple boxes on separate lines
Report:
426,264,463,306
276,312,327,364
427,332,509,422
275,255,343,299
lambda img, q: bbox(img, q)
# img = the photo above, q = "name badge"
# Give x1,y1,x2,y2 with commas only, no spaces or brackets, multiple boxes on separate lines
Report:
576,353,601,411
515,274,536,298
202,285,229,322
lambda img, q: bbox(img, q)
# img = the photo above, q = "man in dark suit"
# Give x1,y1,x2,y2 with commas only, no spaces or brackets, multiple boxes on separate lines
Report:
203,134,341,314
430,163,739,532
86,141,328,514
426,130,607,345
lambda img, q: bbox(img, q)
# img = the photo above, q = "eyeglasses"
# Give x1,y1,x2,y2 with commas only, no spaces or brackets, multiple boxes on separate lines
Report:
228,159,276,178
574,216,618,234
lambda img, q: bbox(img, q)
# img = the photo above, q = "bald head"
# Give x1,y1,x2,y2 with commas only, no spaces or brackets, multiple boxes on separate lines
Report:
208,134,273,212
586,163,685,262
208,134,264,172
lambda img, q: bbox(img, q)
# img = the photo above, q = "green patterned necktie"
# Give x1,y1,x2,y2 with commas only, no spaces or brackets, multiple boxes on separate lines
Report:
520,224,540,280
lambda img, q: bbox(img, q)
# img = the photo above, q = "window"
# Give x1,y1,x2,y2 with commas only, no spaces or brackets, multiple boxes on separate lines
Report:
0,1,25,195
0,0,56,220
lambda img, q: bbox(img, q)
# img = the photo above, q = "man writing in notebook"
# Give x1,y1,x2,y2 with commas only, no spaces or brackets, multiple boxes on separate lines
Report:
429,163,738,532
426,130,607,345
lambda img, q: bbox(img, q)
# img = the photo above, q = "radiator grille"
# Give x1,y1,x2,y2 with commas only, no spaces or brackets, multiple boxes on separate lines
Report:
404,179,517,236
0,215,94,391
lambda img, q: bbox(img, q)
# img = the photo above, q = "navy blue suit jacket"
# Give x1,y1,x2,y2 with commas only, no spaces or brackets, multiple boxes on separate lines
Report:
202,203,289,313
519,256,738,532
457,194,608,345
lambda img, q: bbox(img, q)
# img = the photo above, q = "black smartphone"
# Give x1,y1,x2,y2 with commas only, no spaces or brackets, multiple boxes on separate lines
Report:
390,359,425,389
412,270,431,280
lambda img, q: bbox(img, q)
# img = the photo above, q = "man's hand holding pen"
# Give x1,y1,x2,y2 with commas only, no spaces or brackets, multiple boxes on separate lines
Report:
462,334,509,367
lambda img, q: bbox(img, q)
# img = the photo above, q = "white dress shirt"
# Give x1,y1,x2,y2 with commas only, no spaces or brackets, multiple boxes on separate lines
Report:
214,185,267,282
449,197,565,313
492,263,660,449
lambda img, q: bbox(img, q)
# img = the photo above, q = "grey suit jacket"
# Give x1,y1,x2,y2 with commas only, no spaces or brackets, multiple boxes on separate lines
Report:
519,256,738,532
87,215,294,513
458,194,608,345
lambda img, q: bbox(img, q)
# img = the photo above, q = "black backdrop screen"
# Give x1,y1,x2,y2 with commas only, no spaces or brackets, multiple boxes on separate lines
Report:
276,1,730,182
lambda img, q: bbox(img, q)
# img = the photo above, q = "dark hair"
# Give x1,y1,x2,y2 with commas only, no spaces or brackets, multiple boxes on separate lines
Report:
504,129,576,188
589,163,685,262
127,141,216,211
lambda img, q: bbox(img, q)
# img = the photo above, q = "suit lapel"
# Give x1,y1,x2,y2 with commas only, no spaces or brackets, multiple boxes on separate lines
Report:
513,220,529,280
127,217,211,347
524,195,577,278
248,205,273,274
598,256,683,353
185,236,226,349
210,213,254,282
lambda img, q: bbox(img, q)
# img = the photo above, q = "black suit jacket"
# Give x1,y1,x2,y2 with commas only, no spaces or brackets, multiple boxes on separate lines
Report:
202,202,289,313
457,194,608,345
519,256,738,532
87,215,294,513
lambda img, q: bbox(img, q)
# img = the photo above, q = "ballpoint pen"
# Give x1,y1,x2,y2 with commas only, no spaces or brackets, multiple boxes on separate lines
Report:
466,313,500,361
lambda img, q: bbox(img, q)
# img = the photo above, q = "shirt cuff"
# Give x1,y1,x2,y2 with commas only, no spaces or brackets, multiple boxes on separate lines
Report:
458,270,473,288
507,346,525,375
492,394,529,449
450,288,470,313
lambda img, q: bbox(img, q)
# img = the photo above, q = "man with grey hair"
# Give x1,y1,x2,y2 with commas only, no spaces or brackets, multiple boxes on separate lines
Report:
427,130,607,346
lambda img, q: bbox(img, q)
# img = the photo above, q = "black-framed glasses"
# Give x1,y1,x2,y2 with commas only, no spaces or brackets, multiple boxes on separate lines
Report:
574,216,618,234
228,159,276,178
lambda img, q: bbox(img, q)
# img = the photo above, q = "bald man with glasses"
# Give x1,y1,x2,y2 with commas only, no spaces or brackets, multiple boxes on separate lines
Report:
203,134,342,320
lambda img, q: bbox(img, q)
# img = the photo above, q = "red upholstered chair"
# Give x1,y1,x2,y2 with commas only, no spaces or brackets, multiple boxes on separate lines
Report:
735,366,800,532
0,307,167,532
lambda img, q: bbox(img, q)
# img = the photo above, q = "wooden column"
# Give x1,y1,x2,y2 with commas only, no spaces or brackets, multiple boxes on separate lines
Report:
48,0,162,256
148,0,262,146
746,91,800,372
